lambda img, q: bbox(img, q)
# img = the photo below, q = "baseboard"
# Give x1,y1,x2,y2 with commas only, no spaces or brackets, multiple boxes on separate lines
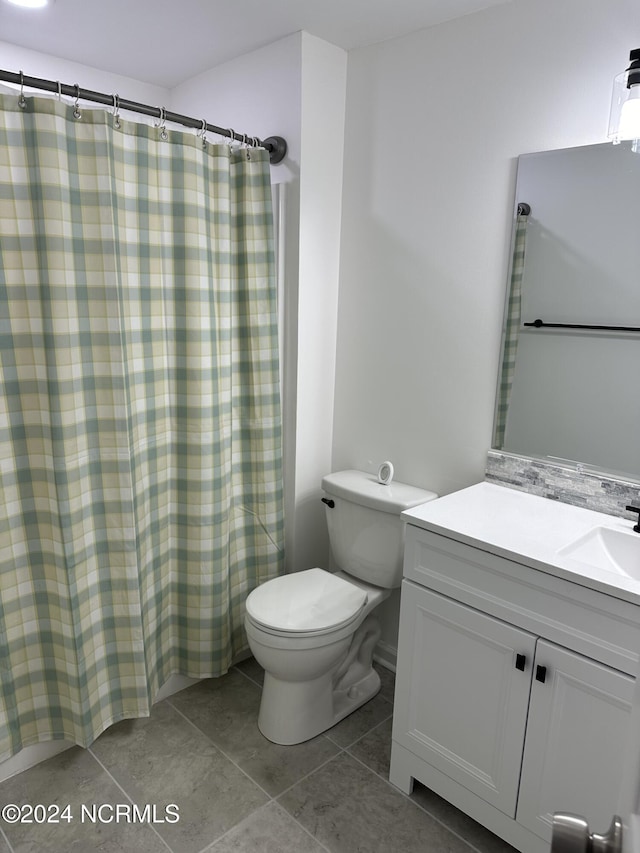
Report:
373,640,397,672
0,739,72,784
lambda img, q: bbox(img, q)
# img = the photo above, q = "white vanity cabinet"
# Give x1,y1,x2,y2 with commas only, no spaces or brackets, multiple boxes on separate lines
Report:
390,510,640,853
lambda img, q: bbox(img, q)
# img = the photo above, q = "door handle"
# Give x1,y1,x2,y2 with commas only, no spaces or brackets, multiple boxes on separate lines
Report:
515,653,526,671
551,813,622,853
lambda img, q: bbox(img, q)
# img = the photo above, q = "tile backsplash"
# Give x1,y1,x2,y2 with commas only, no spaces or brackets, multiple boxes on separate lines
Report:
486,450,640,520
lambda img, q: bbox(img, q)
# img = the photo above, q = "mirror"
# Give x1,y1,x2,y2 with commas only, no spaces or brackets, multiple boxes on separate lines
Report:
493,141,640,481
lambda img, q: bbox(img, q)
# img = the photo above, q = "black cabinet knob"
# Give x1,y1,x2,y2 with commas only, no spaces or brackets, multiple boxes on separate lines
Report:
515,654,526,671
535,665,547,684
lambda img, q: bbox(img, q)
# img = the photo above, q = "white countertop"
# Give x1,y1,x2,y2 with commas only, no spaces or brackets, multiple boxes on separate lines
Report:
402,481,640,604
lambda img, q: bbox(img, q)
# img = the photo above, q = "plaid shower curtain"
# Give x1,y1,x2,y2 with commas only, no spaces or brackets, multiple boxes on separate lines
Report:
0,93,284,760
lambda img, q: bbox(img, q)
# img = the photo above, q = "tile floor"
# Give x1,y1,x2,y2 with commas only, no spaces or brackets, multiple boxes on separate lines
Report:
0,660,517,853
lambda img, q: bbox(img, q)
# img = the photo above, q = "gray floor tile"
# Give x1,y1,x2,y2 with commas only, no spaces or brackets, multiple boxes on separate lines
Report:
0,666,517,853
324,693,393,749
411,783,518,853
169,670,340,796
278,751,473,853
347,717,392,778
91,699,267,853
206,801,327,853
234,657,264,687
0,747,164,853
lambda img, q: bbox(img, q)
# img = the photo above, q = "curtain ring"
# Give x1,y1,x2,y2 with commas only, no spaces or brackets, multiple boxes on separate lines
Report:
73,83,82,119
199,118,207,148
227,128,235,148
18,70,26,109
157,107,168,141
112,94,121,129
56,81,62,101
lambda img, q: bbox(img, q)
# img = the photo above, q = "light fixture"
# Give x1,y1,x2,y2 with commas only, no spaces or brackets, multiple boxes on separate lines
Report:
5,0,50,7
608,48,640,143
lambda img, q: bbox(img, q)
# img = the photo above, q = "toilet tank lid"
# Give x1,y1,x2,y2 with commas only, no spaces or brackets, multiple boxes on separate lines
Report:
321,469,438,515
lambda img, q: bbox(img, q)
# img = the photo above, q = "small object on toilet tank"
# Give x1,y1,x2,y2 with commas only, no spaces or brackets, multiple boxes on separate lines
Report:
377,461,394,485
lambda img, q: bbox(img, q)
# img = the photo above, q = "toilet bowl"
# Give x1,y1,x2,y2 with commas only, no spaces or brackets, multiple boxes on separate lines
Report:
244,469,437,745
245,568,389,744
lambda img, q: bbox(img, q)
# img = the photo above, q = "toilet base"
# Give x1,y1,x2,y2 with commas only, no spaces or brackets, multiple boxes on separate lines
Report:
256,615,383,745
332,666,381,725
258,664,381,745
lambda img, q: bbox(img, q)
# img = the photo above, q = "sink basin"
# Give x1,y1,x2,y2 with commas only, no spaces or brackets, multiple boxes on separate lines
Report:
559,526,640,580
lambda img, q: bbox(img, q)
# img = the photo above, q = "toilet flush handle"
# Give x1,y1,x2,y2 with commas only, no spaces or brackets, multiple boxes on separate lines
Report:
321,497,335,509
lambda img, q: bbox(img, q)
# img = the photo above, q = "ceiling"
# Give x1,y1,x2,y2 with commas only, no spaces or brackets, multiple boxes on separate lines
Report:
0,0,511,89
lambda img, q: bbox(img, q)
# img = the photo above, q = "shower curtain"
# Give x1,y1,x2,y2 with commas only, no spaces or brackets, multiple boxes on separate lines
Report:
0,92,284,760
494,210,528,449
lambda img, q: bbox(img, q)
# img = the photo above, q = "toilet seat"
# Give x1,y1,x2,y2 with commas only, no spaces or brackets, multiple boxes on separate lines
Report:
245,568,367,637
246,607,363,640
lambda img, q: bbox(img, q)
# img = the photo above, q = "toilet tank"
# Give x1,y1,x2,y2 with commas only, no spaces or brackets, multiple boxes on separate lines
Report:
321,470,437,588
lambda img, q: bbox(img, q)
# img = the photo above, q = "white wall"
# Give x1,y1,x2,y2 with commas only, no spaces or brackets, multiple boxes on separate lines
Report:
333,0,640,654
333,0,640,497
293,33,347,571
0,40,167,108
170,34,302,186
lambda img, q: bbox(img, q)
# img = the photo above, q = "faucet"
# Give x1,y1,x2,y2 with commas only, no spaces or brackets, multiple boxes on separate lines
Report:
625,505,640,532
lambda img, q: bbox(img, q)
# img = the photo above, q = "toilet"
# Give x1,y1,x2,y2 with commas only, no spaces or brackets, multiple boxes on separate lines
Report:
244,469,437,745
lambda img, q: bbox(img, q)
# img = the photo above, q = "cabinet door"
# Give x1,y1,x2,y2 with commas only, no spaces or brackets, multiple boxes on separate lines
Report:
393,582,537,817
516,640,634,843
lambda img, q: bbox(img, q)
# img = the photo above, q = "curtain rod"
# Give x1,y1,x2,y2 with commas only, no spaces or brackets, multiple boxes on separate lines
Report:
0,69,287,165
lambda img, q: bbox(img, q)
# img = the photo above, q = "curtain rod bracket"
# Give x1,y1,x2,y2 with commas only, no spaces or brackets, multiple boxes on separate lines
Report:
263,136,287,165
